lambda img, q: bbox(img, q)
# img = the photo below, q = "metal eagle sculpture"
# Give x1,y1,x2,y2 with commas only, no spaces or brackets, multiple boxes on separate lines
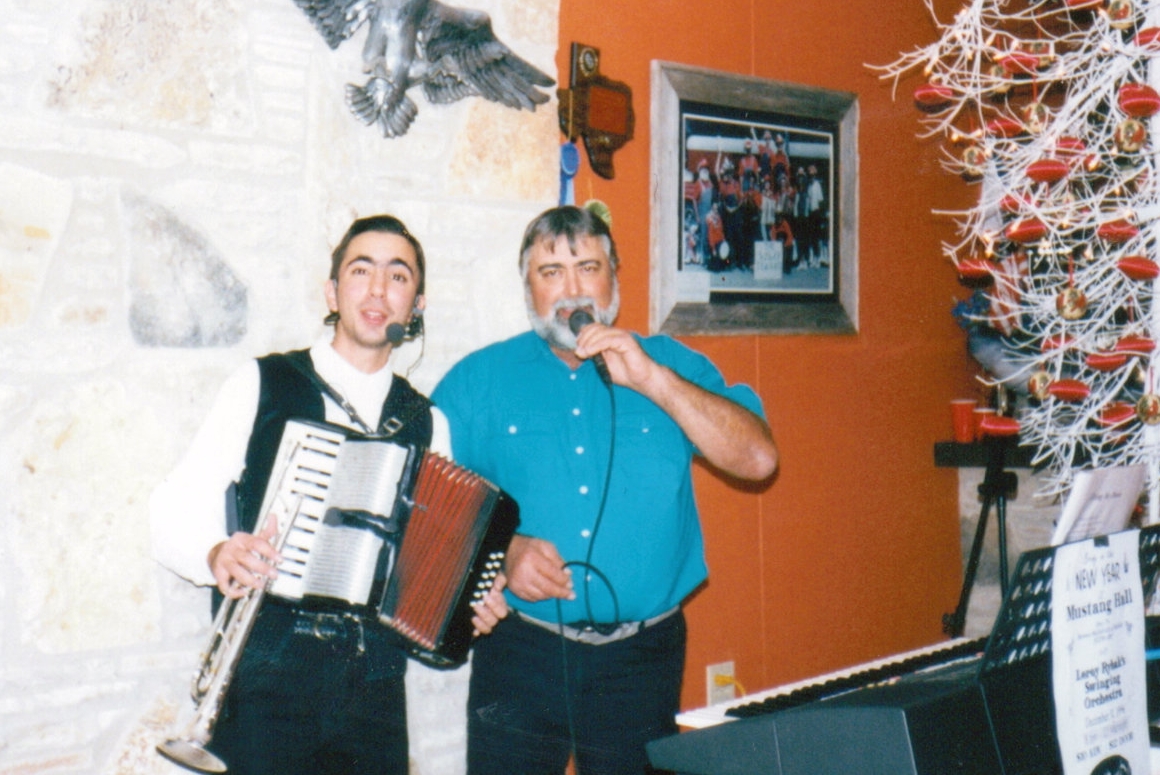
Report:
292,0,555,137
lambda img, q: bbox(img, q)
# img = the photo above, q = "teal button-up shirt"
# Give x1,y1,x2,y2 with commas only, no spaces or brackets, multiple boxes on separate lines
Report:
432,330,764,624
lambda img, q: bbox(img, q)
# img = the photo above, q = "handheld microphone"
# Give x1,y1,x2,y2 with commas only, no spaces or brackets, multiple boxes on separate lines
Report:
568,309,612,386
386,322,406,346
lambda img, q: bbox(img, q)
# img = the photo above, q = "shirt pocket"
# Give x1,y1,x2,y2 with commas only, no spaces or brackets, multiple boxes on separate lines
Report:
612,409,690,484
483,409,569,485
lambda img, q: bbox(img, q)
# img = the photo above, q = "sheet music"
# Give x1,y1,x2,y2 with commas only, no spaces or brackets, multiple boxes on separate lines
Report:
1051,530,1149,774
1051,464,1145,546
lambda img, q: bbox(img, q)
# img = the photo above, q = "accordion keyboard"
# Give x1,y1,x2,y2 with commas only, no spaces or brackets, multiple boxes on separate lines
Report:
263,422,346,602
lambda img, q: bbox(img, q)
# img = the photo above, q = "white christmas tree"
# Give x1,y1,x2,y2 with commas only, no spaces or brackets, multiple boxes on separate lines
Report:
877,0,1160,520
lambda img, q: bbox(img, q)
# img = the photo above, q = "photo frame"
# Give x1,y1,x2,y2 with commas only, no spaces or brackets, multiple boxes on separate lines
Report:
650,62,859,335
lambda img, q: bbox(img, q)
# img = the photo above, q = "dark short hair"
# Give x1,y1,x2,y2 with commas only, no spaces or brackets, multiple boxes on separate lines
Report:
328,215,426,292
325,215,426,326
518,205,618,279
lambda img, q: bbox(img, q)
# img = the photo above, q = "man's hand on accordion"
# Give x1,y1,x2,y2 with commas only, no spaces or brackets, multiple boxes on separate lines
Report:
471,572,510,636
207,518,282,599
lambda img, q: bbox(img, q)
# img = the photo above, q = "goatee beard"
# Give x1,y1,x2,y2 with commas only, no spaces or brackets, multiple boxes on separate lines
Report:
527,287,620,350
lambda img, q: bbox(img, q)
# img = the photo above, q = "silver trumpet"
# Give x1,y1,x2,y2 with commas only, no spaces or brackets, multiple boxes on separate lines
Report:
158,486,303,773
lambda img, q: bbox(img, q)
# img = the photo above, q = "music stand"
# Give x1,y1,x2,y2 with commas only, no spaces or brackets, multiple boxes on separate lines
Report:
943,434,1018,638
978,524,1160,774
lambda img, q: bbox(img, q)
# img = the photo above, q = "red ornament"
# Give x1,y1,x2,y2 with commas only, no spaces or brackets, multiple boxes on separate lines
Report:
1136,27,1160,50
914,83,953,108
956,257,994,281
1047,379,1091,402
1086,352,1130,371
978,415,1020,437
1097,402,1137,428
1097,219,1139,242
1041,333,1075,352
1006,218,1047,243
1115,334,1156,354
1055,137,1096,170
1027,158,1069,184
986,117,1024,138
1001,51,1040,76
999,194,1030,214
1065,0,1102,8
1117,255,1160,280
1118,82,1160,117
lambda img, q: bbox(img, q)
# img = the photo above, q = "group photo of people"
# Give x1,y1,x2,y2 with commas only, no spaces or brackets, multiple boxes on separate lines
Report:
680,112,836,297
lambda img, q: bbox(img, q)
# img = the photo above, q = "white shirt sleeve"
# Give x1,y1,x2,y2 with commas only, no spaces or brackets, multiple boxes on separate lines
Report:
149,361,261,587
430,405,451,458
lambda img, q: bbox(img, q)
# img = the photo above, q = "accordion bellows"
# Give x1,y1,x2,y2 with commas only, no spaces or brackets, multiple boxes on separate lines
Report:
260,419,519,668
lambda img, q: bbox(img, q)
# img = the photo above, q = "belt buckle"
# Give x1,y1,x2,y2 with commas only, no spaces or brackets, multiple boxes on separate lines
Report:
308,612,345,641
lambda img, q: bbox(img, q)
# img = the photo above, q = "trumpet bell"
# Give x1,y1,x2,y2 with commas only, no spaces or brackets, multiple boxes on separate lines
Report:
157,739,228,773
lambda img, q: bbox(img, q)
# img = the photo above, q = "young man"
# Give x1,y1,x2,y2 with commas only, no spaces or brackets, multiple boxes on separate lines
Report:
432,205,778,774
151,215,506,775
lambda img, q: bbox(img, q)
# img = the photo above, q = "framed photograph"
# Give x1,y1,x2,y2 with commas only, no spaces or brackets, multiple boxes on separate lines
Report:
650,62,858,335
681,105,837,300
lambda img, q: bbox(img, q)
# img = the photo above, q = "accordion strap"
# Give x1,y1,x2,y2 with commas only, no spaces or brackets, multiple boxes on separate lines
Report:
283,350,420,439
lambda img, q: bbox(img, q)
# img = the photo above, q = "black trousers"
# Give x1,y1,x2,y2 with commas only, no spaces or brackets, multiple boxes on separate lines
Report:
209,602,409,775
467,611,685,775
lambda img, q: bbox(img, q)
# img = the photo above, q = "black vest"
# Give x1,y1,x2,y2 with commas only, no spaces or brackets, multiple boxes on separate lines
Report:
232,348,433,534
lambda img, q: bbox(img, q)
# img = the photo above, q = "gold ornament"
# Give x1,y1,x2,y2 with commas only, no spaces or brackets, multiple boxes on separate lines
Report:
1028,370,1052,400
1108,0,1136,30
962,146,986,179
1024,41,1055,69
1023,102,1050,134
987,63,1011,97
1056,287,1087,320
1137,393,1160,424
1114,118,1146,153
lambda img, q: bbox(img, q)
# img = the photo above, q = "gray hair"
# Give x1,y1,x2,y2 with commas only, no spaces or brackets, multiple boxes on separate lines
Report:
518,205,618,281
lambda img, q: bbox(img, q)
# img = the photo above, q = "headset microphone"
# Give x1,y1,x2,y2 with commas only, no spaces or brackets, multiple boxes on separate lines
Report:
386,322,406,346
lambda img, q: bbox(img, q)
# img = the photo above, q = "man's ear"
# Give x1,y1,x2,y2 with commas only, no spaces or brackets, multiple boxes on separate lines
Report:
324,278,338,313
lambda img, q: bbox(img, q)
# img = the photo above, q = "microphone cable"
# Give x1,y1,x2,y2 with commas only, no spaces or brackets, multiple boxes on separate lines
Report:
554,356,619,774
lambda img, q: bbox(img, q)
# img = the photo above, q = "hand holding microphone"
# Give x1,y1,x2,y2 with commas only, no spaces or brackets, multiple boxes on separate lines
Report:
568,308,612,386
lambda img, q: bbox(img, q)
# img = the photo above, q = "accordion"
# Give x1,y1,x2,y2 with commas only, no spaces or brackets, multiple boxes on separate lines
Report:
258,419,519,668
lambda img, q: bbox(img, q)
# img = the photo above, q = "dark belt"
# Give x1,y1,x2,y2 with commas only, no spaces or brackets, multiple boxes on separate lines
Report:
267,598,368,652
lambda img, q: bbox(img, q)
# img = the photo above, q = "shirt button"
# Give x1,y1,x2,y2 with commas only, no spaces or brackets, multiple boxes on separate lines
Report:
581,529,591,538
575,446,584,455
572,408,581,416
579,485,589,495
507,425,518,434
570,373,578,381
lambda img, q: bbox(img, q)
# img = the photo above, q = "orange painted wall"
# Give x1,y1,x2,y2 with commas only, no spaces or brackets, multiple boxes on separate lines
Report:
557,0,982,710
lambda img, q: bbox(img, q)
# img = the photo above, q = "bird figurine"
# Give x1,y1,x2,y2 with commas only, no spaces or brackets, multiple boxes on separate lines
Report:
291,0,555,137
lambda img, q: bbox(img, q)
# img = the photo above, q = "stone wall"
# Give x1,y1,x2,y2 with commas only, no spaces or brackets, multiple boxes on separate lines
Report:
0,1,559,772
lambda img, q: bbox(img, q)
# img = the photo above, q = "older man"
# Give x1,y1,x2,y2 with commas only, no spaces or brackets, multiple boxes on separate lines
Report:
432,204,777,774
